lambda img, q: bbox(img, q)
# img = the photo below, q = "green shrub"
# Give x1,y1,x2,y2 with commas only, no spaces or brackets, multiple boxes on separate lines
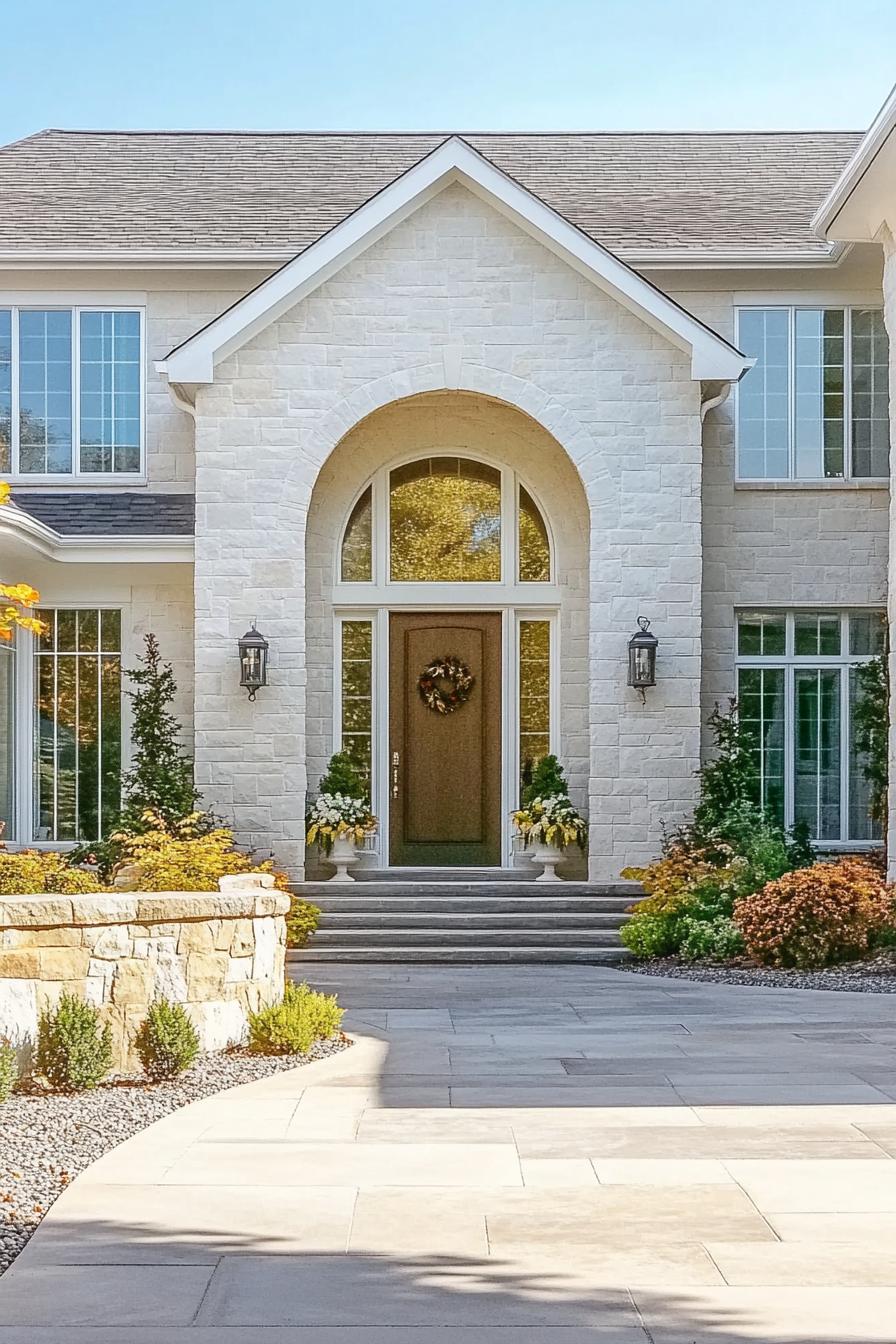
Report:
135,999,200,1081
521,753,569,807
0,850,105,896
248,981,343,1055
36,992,113,1092
679,916,745,962
286,898,320,949
620,910,682,959
318,751,368,802
0,1040,17,1102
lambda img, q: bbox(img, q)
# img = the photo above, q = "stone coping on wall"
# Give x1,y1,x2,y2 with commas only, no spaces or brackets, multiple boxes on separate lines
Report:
0,889,290,929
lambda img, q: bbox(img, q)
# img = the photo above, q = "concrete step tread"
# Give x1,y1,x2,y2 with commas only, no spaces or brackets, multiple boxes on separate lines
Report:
291,948,629,963
310,931,624,946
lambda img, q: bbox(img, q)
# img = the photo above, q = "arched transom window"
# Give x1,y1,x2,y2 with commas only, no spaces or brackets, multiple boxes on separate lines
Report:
340,456,552,587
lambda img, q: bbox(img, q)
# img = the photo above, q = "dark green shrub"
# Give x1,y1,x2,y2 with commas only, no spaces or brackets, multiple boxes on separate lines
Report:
135,999,200,1081
852,652,889,838
318,751,368,801
521,754,569,807
36,993,112,1092
248,981,343,1055
120,633,200,833
620,910,682,959
679,916,745,962
0,1039,17,1102
286,898,320,948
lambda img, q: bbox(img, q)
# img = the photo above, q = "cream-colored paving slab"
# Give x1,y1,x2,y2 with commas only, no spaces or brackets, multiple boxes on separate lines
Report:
705,1240,896,1286
348,1189,490,1254
511,1105,702,1131
486,1243,725,1287
484,1186,775,1247
0,1264,214,1327
356,1107,515,1143
161,1140,523,1188
594,1159,733,1185
692,1103,896,1127
768,1210,896,1241
0,1330,650,1342
20,1182,358,1263
633,1286,896,1343
520,1158,598,1187
726,1158,896,1213
513,1123,884,1161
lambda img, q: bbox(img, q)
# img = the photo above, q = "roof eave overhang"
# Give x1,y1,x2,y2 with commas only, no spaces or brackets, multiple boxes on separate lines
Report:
0,509,193,563
813,84,896,242
158,137,750,390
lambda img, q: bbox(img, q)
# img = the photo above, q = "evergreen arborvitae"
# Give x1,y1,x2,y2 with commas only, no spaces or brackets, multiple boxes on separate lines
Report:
318,751,367,801
521,754,569,807
120,634,199,830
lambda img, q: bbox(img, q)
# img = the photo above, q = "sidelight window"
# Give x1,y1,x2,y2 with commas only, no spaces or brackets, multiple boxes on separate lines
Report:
519,619,551,798
339,619,373,792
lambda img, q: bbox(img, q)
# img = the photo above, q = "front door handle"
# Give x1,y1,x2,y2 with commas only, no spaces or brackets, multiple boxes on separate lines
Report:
391,751,400,799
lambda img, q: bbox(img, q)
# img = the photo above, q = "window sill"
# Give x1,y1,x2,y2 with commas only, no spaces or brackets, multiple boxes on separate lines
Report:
734,479,889,492
5,476,148,490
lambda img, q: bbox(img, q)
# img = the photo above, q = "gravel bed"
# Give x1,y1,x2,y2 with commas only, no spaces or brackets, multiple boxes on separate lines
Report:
0,1035,350,1276
621,952,896,993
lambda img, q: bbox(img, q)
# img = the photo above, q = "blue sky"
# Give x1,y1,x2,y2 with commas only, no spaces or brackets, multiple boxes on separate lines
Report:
1,0,893,143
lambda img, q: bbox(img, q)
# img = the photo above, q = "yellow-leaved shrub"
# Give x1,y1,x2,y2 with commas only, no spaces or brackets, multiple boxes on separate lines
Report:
115,813,289,893
0,850,105,896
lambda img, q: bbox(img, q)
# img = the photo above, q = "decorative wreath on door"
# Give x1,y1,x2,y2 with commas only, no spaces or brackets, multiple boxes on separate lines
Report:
417,655,476,715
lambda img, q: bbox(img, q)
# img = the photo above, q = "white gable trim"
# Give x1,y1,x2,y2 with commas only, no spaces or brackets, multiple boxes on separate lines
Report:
157,137,749,388
812,83,896,241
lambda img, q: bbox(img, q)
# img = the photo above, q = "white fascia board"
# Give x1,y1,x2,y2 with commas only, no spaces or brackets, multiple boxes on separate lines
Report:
162,137,749,387
0,510,192,563
812,84,896,240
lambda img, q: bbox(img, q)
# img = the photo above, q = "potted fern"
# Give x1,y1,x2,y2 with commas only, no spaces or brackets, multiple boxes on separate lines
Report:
306,752,377,882
512,755,587,882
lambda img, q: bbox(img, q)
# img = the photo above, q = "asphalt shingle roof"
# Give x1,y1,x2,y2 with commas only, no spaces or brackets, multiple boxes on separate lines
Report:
0,129,863,258
12,492,195,537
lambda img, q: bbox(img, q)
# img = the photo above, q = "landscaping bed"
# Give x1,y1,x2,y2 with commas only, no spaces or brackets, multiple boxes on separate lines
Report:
622,951,896,994
0,1035,350,1276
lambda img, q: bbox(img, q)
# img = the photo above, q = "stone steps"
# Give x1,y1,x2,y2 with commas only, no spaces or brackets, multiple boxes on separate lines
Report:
291,871,640,964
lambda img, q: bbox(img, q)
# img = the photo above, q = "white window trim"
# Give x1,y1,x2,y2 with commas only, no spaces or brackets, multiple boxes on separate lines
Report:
734,304,889,485
8,605,129,849
1,304,146,483
333,606,559,868
735,608,885,848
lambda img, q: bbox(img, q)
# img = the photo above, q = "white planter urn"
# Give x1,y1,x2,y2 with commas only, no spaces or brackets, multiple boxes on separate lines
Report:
327,833,359,883
528,841,564,883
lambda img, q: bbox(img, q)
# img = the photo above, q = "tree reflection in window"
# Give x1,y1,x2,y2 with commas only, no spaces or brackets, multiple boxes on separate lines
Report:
340,486,372,581
389,458,501,582
519,485,550,581
519,619,550,799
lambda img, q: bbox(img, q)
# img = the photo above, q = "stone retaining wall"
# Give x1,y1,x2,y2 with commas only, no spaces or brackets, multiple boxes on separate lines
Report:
0,874,289,1072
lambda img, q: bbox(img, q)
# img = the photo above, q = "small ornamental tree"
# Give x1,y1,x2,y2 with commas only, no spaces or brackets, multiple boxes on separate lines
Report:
318,751,368,802
120,634,199,831
852,652,889,850
0,483,44,643
521,754,569,807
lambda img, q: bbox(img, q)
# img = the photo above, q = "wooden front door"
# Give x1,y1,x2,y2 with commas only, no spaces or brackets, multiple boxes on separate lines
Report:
389,612,502,867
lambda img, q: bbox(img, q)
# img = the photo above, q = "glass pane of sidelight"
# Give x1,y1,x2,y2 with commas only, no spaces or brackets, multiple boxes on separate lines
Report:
390,457,501,581
519,620,550,799
0,309,11,473
851,309,890,478
518,485,550,582
33,608,122,841
737,612,786,657
794,668,841,841
794,612,841,657
0,644,13,840
848,665,883,843
341,620,373,793
341,486,373,582
736,667,785,825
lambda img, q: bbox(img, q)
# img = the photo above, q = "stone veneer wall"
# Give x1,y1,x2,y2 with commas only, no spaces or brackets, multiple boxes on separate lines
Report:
0,876,289,1073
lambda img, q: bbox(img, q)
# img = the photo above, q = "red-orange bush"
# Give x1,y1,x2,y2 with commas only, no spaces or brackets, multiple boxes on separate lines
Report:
733,857,892,969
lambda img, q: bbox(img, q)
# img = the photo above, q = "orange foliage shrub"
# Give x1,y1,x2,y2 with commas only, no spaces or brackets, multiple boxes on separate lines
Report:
733,857,892,969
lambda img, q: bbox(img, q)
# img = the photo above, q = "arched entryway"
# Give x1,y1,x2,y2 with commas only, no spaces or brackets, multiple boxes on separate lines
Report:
305,390,590,870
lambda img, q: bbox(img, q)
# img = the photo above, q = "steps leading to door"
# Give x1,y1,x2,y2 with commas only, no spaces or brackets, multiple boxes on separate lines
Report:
289,869,642,964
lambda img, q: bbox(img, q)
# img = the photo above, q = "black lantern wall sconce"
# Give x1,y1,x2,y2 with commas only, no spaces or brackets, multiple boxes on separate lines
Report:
627,616,658,703
238,623,269,701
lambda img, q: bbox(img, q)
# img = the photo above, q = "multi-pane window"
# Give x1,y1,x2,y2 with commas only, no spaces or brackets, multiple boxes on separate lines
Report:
519,619,551,800
33,609,122,842
736,307,889,480
0,307,142,477
736,610,886,844
0,642,13,841
339,620,373,793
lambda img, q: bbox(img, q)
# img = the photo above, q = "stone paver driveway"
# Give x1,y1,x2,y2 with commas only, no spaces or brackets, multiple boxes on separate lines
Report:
4,965,896,1342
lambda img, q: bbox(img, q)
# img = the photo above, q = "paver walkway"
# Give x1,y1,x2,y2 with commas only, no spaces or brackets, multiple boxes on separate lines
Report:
3,965,896,1341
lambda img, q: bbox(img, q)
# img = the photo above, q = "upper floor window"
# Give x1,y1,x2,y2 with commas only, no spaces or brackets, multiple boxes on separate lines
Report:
0,307,143,478
735,307,889,481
